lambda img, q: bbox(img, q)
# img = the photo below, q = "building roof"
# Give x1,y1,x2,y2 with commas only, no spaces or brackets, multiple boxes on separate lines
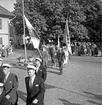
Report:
0,5,15,18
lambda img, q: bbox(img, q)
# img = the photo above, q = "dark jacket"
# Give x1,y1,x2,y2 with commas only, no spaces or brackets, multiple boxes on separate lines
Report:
0,92,11,105
3,73,18,105
0,64,5,83
37,66,47,82
25,75,45,105
56,50,65,62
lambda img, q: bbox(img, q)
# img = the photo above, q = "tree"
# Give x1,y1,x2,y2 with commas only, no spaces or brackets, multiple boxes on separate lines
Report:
82,0,102,44
12,0,47,39
12,0,101,46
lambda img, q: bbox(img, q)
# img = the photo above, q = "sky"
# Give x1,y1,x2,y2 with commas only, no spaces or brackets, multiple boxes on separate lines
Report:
0,0,16,12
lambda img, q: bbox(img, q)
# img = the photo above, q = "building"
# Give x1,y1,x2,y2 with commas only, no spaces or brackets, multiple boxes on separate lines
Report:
0,5,14,46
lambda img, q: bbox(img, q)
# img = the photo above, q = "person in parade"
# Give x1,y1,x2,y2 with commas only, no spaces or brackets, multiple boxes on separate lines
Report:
25,64,45,105
56,48,65,75
63,46,69,65
34,58,47,82
0,83,11,105
0,58,5,83
41,45,49,68
48,42,56,68
2,63,18,105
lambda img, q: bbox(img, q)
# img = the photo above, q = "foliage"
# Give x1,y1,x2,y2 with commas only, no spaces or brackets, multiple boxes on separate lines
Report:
12,0,102,46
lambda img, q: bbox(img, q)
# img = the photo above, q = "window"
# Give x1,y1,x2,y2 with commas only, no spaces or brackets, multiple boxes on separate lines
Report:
0,19,2,29
0,37,2,44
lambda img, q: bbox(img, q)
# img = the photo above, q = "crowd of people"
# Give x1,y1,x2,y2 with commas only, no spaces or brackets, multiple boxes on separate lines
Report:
41,42,71,74
0,41,71,105
0,41,100,105
0,45,13,58
71,42,99,57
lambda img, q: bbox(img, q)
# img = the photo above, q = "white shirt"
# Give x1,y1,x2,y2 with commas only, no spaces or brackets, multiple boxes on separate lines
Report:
4,72,10,83
29,75,35,87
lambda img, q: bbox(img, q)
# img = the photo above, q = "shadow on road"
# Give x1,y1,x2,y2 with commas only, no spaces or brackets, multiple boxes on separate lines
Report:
17,90,27,102
45,84,97,100
71,56,101,64
10,63,27,70
59,98,81,105
87,100,102,105
47,70,60,75
45,84,56,89
83,91,102,101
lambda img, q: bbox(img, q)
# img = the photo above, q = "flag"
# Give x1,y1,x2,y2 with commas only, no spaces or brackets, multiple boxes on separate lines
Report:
63,19,72,54
57,35,60,48
24,15,40,49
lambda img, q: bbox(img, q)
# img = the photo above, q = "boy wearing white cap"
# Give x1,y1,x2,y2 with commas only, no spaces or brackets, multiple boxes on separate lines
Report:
2,63,18,105
35,57,47,82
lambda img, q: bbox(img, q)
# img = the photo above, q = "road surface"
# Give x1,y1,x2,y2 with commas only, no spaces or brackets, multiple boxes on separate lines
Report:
3,50,102,105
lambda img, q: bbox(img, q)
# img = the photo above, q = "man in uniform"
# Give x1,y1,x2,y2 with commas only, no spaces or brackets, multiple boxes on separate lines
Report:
0,83,11,105
2,63,18,105
56,48,65,75
41,45,49,68
48,42,56,68
25,64,45,105
0,58,4,83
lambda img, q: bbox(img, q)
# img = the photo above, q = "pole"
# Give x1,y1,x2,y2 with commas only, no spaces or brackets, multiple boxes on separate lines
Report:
37,49,42,58
58,34,60,48
22,0,27,63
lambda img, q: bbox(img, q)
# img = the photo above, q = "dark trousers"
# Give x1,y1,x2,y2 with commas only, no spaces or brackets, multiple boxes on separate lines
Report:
58,61,63,74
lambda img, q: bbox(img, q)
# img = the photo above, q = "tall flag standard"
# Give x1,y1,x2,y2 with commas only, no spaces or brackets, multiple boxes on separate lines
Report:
24,15,40,49
57,35,60,48
63,19,72,54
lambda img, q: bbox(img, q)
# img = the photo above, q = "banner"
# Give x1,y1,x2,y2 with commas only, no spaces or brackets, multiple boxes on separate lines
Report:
24,15,40,49
64,19,72,54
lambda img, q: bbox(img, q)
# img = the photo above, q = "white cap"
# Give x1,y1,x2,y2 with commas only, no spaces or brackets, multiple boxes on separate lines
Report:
2,63,11,68
27,65,36,70
0,58,3,61
0,83,4,87
35,58,42,63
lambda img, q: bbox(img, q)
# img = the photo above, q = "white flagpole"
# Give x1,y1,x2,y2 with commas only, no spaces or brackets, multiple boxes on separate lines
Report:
58,35,60,48
22,0,27,63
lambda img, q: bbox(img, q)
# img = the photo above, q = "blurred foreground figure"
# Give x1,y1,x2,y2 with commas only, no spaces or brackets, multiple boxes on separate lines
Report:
0,83,11,105
0,58,4,83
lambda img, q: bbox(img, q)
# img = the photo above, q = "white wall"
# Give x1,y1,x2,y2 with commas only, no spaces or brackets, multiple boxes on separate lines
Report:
0,17,9,33
0,35,9,46
0,17,9,46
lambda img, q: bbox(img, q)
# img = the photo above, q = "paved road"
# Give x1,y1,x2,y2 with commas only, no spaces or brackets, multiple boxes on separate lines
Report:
3,50,102,105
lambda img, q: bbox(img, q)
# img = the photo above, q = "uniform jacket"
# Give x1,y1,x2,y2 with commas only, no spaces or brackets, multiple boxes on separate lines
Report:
0,92,11,105
25,75,45,105
3,73,18,105
41,50,49,67
0,64,5,83
56,50,65,62
37,66,47,82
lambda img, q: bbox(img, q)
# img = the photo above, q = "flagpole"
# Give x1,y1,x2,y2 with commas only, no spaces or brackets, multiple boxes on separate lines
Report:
37,49,42,58
58,34,60,48
22,0,27,63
